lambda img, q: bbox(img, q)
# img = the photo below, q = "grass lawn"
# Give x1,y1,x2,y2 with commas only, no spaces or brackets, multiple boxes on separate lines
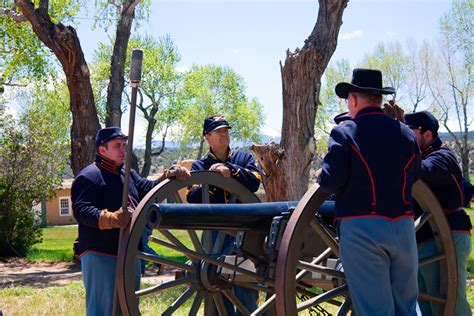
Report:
26,225,77,262
26,225,196,263
467,208,474,277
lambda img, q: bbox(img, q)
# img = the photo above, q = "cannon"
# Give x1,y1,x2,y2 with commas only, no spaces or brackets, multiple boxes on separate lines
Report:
116,171,457,315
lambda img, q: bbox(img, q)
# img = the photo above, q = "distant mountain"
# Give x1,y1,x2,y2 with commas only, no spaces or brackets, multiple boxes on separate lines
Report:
136,131,472,151
438,131,474,142
137,134,282,150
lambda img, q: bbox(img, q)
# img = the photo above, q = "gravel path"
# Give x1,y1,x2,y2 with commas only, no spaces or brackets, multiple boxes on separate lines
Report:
0,259,175,288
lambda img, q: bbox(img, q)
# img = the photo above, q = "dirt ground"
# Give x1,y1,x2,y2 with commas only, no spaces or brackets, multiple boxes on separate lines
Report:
0,259,175,288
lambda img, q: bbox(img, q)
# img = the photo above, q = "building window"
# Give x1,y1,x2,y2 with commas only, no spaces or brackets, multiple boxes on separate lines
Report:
59,197,71,216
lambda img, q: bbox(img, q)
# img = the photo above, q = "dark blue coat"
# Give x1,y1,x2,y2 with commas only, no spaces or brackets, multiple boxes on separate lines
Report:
187,149,262,203
415,137,472,243
72,155,159,256
318,107,421,220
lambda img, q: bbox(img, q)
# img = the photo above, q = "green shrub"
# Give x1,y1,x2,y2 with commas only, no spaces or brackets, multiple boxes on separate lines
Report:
0,109,67,257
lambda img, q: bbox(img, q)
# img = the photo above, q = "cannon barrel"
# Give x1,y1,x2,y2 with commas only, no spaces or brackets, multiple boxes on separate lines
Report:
146,201,335,231
147,201,297,231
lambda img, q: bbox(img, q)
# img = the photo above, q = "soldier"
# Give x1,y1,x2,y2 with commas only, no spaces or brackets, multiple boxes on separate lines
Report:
187,115,263,315
318,69,421,315
72,127,190,316
404,111,472,316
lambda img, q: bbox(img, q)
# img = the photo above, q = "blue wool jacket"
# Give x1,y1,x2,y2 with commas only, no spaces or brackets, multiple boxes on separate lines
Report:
415,137,472,243
72,155,159,256
318,107,421,220
187,149,262,203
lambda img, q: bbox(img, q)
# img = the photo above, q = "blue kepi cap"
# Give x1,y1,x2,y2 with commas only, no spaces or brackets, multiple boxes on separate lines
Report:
95,127,128,148
203,115,232,135
404,111,439,134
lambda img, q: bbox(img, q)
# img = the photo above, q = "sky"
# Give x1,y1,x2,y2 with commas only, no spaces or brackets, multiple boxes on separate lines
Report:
74,0,452,142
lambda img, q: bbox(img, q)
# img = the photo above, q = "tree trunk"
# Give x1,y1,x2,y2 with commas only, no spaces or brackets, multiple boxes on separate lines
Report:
196,137,205,160
16,0,100,175
251,0,348,201
105,0,141,127
140,106,158,177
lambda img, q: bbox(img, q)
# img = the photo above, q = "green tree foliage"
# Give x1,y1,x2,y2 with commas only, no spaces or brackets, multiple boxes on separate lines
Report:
428,0,473,177
0,100,68,257
177,65,264,159
360,41,409,103
317,59,351,151
0,1,80,87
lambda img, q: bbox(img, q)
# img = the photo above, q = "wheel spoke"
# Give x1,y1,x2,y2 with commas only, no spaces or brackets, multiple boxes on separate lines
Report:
296,260,345,279
233,280,274,294
222,288,250,315
415,212,432,232
171,192,183,203
135,275,195,298
419,291,446,304
189,290,204,315
212,231,226,254
188,229,205,254
296,284,348,312
310,218,339,257
159,229,199,263
136,250,193,272
202,230,213,253
204,294,213,316
419,253,446,267
162,285,198,316
202,184,210,203
251,293,275,315
336,298,352,315
295,247,332,281
228,193,237,204
151,235,270,284
213,293,228,316
159,229,187,249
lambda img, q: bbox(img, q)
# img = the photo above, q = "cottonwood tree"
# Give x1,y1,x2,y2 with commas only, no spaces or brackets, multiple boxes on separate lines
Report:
92,35,185,177
427,0,473,177
252,0,348,201
177,65,264,160
1,0,146,175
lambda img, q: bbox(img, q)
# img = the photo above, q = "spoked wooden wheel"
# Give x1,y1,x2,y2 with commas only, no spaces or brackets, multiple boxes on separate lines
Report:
275,180,457,316
117,171,275,315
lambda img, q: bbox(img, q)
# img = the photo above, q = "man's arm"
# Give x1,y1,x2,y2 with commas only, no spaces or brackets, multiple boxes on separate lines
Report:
317,125,350,195
224,152,262,193
186,161,205,203
72,175,133,230
71,176,103,228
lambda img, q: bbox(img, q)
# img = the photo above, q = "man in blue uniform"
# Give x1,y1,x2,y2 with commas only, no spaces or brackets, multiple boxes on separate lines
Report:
318,69,421,315
404,111,472,316
187,115,262,315
72,127,190,316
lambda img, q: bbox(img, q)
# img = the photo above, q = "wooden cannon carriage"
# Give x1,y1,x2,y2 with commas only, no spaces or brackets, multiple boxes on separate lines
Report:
116,171,457,315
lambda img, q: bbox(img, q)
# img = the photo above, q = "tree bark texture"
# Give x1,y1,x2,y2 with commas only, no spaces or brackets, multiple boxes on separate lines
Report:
140,104,158,177
105,0,141,127
252,0,348,201
16,0,100,176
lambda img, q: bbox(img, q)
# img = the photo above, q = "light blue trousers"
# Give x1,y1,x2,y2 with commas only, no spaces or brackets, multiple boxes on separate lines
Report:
339,217,419,316
418,232,472,316
81,252,140,316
